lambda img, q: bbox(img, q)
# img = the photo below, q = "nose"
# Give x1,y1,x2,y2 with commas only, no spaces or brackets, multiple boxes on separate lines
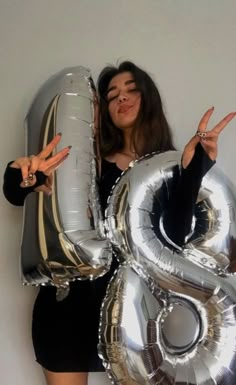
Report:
118,94,128,103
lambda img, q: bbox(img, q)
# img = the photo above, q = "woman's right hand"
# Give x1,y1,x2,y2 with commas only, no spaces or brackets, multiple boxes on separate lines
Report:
182,107,236,169
10,133,71,195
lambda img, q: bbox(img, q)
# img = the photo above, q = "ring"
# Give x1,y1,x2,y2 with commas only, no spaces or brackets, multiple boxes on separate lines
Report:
28,173,34,181
23,178,31,187
196,130,207,138
28,155,35,181
23,172,35,187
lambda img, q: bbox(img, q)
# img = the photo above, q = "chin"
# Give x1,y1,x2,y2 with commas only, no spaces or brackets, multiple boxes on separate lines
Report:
118,125,134,132
118,119,137,131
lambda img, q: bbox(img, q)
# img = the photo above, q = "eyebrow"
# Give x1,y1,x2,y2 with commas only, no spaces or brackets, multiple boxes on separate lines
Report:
106,79,135,95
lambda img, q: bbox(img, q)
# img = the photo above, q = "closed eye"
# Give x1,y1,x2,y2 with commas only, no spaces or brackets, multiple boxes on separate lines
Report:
107,93,119,102
128,88,138,93
107,89,138,102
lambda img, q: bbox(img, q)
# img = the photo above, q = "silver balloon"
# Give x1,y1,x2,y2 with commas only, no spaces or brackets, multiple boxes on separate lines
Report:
99,151,236,384
21,67,112,293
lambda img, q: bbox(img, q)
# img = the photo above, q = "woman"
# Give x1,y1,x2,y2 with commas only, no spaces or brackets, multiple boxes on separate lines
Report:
3,61,235,385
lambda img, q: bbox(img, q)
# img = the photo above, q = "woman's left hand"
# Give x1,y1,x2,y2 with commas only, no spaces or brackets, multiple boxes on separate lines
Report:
182,107,236,169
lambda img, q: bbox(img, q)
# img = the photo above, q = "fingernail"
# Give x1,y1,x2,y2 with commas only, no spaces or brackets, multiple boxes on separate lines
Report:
57,132,62,136
210,106,214,110
68,145,72,149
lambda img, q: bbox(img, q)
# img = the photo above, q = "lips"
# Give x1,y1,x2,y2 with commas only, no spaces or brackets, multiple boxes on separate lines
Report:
118,104,132,113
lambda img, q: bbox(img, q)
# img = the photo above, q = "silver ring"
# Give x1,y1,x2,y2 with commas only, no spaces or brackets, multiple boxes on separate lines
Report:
28,173,34,181
196,130,207,138
23,172,35,187
23,178,31,187
28,156,35,181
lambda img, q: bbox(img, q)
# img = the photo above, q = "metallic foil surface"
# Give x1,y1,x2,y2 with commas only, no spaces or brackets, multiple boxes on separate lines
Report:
99,151,236,384
21,67,112,291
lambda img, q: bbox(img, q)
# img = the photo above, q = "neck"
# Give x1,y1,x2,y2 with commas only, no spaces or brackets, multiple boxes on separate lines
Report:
122,129,134,153
119,143,138,161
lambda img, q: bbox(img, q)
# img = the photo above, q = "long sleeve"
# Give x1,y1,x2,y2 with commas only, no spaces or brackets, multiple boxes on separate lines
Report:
163,143,215,247
3,162,47,206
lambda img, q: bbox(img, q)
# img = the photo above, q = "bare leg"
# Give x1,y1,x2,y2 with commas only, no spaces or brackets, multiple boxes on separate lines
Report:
43,369,88,385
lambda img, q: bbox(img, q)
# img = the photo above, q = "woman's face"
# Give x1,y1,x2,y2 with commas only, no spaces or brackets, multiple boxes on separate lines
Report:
106,71,141,131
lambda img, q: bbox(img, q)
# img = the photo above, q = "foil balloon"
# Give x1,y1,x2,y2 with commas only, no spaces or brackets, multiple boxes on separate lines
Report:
21,67,112,296
99,151,236,384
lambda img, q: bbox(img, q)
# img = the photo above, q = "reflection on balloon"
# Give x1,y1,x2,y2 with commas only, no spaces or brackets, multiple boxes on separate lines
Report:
21,67,112,298
99,151,236,384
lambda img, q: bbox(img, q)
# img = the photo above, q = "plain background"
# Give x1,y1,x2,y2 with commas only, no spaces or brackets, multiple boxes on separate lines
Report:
0,1,236,384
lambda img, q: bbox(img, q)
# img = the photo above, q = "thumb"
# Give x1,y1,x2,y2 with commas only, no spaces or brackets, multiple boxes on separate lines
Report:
34,184,52,196
182,135,200,169
184,134,200,152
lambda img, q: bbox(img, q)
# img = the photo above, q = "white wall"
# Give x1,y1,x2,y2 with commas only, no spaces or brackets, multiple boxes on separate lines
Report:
0,1,236,384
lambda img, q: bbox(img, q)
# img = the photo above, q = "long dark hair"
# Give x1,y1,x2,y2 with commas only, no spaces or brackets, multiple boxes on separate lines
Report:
97,61,175,157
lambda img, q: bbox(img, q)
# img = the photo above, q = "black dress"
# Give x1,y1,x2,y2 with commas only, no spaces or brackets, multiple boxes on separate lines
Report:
3,144,214,372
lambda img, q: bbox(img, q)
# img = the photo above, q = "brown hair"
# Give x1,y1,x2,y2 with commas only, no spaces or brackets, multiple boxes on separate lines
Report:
97,61,175,157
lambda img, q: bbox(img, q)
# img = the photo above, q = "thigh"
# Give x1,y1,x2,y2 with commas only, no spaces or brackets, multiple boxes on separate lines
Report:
44,370,88,385
32,283,105,372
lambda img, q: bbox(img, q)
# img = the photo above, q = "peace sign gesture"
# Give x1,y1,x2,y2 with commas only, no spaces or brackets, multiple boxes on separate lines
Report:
182,107,236,169
10,133,71,194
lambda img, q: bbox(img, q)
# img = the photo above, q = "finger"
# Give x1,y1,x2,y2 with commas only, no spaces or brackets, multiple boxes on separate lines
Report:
39,146,71,173
20,175,37,188
43,153,69,175
38,133,62,159
26,156,40,187
34,184,52,195
184,134,200,152
10,157,36,187
43,174,53,190
197,131,218,141
200,140,216,150
19,159,32,181
200,139,217,159
11,158,31,180
198,107,214,132
182,135,200,169
211,112,236,135
20,170,37,188
46,173,53,188
28,155,40,174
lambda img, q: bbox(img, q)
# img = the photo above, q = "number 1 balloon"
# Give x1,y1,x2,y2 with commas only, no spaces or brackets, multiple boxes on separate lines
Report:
21,67,112,298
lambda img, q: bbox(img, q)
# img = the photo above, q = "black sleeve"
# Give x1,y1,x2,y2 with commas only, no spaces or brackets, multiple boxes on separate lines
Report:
163,143,215,247
3,162,47,206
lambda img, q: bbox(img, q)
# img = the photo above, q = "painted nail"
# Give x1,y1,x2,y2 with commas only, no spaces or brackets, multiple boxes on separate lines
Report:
68,145,72,149
227,112,236,118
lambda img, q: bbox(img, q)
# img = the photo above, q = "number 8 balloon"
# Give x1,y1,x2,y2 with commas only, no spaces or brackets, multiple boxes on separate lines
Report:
99,151,236,385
